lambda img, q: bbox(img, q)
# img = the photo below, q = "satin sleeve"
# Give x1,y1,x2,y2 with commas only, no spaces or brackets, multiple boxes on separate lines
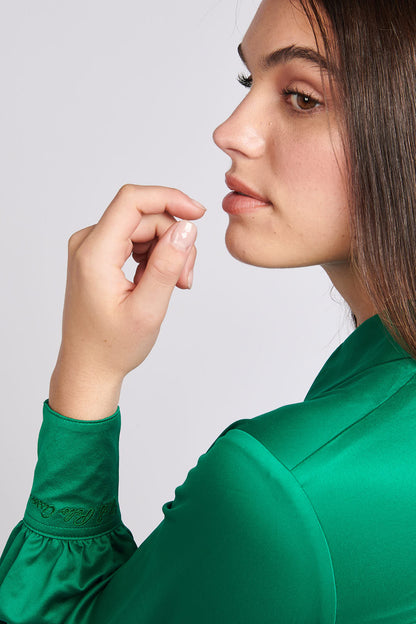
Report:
91,428,336,623
0,402,337,624
0,400,137,624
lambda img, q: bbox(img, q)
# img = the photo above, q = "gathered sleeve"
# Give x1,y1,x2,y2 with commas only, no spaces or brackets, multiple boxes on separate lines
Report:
0,402,336,624
0,400,137,624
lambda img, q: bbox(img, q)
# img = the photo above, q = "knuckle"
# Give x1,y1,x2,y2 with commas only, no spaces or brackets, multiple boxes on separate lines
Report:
68,238,95,272
68,230,83,253
117,183,138,199
67,226,94,255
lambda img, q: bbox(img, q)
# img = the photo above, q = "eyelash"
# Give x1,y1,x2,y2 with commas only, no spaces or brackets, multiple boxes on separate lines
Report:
237,72,254,88
237,72,322,114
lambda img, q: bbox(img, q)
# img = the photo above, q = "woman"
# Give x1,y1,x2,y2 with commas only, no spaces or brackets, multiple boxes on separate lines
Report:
1,0,416,621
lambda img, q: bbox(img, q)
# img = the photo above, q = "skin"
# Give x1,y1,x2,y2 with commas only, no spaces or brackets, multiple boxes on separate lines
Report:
49,0,376,421
49,188,205,420
213,0,377,326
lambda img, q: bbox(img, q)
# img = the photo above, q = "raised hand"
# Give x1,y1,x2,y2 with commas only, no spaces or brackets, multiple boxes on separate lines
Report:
49,184,206,420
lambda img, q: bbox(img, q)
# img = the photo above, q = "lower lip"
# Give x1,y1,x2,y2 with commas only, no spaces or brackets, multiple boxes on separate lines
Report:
222,191,272,215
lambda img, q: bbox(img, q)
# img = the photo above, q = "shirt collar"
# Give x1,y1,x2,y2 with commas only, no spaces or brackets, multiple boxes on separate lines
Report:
304,313,414,400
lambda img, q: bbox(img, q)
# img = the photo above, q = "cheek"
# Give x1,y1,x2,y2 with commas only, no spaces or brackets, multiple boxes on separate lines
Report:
270,127,346,203
285,142,350,250
224,126,352,268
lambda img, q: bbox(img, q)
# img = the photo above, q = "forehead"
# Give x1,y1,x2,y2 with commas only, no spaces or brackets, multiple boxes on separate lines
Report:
242,0,320,60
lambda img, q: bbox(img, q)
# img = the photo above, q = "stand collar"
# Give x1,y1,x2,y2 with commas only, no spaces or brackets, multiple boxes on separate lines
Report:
305,313,414,400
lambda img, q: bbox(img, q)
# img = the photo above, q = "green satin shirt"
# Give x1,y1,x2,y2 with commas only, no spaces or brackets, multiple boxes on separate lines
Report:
1,313,416,623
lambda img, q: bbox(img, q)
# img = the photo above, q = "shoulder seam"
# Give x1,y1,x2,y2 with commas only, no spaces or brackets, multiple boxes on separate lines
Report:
294,370,416,471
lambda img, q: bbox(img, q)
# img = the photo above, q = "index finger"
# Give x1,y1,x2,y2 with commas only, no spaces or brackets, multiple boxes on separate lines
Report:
87,184,206,264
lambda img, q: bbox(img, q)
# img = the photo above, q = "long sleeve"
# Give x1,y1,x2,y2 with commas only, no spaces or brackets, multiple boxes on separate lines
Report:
5,314,416,623
0,400,137,623
0,401,336,624
91,427,336,623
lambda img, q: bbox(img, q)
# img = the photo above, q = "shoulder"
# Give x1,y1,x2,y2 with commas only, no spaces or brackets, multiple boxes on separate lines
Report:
217,361,416,471
214,397,338,471
162,427,337,623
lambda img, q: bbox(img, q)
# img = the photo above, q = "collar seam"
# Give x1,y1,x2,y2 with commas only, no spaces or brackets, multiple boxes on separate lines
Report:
305,355,413,400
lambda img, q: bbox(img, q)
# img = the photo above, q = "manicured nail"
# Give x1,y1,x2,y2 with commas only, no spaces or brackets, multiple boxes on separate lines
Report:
187,269,194,290
191,198,206,211
171,220,197,251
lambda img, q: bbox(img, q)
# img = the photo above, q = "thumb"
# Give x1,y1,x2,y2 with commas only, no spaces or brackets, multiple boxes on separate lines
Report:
125,220,197,324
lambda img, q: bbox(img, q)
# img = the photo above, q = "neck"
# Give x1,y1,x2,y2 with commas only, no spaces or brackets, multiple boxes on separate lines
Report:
321,262,377,327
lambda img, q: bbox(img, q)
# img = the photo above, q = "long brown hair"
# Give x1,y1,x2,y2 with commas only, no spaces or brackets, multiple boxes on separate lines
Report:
298,0,416,357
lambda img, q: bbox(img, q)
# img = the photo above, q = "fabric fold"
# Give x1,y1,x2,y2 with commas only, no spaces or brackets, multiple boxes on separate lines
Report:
0,521,137,624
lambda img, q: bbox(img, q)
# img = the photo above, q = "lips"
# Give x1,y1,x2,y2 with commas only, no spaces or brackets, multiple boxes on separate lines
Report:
225,174,270,203
222,174,272,216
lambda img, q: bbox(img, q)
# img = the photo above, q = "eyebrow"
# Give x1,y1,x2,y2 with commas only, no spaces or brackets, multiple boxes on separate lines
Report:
237,43,329,73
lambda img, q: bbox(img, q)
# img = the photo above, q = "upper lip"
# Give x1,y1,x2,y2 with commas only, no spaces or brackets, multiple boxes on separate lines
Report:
225,174,270,203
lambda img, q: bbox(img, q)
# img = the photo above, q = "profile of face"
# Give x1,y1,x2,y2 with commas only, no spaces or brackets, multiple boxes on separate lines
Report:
213,0,351,270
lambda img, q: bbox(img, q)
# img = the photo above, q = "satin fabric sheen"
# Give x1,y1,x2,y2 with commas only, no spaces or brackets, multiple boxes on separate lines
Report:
1,314,416,623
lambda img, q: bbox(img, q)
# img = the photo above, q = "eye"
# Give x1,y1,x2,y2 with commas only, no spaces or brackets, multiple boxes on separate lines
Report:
282,88,322,112
237,72,253,89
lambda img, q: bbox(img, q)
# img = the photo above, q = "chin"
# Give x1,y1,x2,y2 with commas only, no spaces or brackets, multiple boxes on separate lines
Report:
225,227,305,269
225,228,256,265
224,223,352,269
225,228,282,268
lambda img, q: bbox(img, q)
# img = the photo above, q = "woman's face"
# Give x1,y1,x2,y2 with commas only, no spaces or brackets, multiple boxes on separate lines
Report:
213,0,350,269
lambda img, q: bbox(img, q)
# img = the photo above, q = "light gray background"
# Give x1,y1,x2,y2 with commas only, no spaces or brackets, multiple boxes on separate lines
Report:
0,0,354,551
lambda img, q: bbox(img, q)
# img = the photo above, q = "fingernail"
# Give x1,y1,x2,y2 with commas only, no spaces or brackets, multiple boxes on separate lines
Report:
171,220,197,251
191,199,207,211
187,269,194,290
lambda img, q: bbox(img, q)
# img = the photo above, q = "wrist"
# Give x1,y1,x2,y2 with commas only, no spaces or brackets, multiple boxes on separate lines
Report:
49,357,124,421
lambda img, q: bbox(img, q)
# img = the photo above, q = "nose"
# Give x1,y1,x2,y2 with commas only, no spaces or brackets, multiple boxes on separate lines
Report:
212,98,266,160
